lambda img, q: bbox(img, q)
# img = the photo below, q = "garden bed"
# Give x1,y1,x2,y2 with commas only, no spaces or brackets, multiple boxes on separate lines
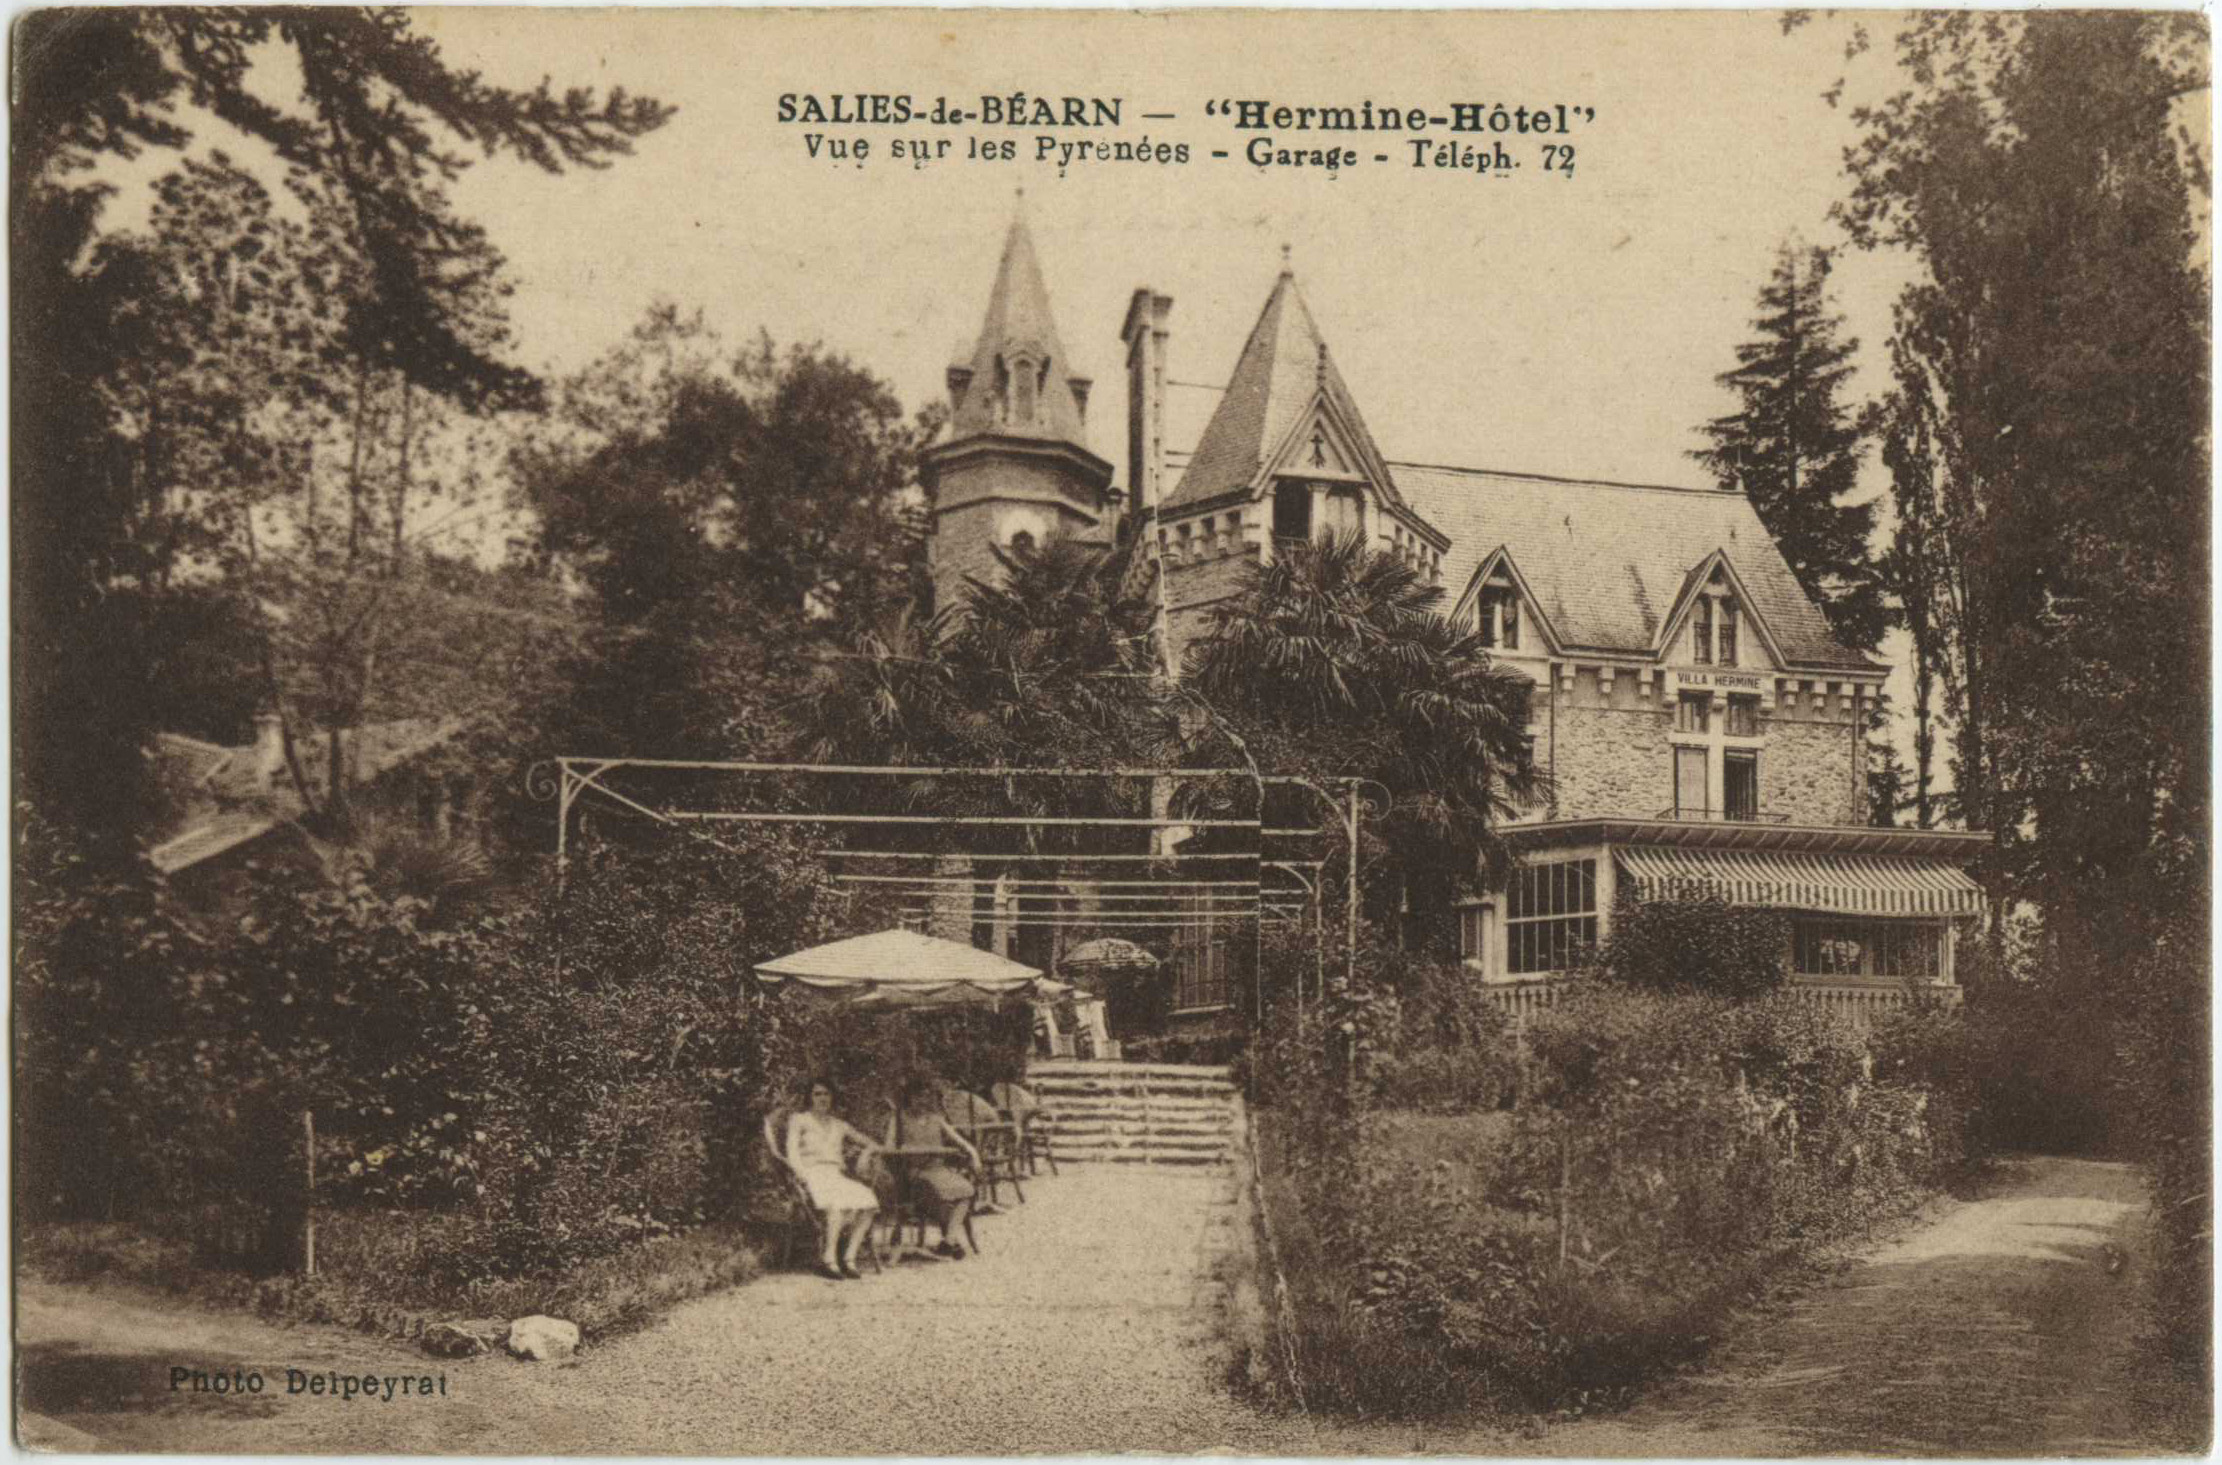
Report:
19,1211,765,1350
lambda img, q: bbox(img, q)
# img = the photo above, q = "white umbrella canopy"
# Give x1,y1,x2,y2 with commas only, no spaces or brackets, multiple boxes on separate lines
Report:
1057,937,1160,973
754,928,1050,1011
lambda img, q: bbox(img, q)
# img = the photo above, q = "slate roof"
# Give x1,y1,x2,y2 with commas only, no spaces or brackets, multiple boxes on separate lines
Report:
950,214,1090,447
1393,463,1877,672
150,717,462,875
1164,270,1406,515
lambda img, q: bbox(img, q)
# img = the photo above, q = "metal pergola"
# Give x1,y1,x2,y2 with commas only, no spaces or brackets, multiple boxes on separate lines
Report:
535,757,1383,1003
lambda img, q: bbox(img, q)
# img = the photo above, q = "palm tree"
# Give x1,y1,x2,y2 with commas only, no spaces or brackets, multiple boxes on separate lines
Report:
795,534,1169,771
1186,530,1547,930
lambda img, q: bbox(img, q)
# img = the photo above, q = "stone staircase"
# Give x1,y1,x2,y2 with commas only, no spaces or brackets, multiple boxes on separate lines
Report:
1026,1060,1243,1167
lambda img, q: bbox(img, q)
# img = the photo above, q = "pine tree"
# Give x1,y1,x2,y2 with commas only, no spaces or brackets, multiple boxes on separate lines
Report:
1692,245,1885,651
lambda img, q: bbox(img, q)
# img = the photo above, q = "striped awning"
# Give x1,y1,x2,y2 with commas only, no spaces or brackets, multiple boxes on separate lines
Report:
1616,846,1983,918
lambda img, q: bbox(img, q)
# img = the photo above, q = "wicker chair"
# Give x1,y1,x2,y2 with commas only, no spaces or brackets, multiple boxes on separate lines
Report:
991,1080,1059,1177
941,1087,1026,1207
762,1109,882,1274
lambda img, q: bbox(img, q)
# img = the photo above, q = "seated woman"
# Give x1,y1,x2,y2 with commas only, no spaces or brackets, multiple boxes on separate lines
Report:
785,1076,881,1280
887,1074,982,1258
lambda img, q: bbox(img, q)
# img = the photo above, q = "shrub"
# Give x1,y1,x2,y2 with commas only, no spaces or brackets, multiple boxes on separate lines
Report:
1588,893,1789,1001
2114,921,2209,1380
14,809,1030,1291
1244,959,1979,1421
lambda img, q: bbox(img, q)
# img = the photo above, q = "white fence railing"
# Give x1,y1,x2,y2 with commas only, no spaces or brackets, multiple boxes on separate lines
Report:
1481,975,1960,1027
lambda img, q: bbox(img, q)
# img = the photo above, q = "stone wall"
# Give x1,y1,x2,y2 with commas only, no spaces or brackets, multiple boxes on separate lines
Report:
1549,699,1677,820
1538,667,1864,825
1162,541,1258,674
930,456,1100,604
1761,716,1864,826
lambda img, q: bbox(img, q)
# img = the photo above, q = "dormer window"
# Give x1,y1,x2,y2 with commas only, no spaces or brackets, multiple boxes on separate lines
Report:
1718,601,1739,667
1011,351,1038,424
1479,584,1521,651
1693,600,1714,665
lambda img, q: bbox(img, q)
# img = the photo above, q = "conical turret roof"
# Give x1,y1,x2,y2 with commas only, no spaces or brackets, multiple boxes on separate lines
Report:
1165,266,1404,513
950,212,1089,446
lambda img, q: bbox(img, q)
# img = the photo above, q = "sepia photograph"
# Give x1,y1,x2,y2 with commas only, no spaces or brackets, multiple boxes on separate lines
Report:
10,7,2212,1456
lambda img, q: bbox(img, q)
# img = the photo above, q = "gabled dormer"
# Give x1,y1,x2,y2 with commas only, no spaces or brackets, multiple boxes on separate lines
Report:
1159,261,1444,577
1452,546,1559,658
1150,257,1457,674
1654,549,1787,674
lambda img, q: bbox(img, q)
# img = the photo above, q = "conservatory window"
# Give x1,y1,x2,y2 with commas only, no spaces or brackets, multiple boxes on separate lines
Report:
1506,859,1597,975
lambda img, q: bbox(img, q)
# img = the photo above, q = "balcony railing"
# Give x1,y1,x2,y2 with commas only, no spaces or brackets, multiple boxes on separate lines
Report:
1652,806,1792,824
1480,974,1958,1027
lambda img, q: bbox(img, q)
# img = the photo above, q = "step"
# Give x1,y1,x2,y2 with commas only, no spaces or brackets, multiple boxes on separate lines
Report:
1029,1080,1238,1103
1046,1127,1235,1146
1037,1098,1237,1119
1035,1124,1235,1147
1052,1133,1236,1155
1051,1149,1233,1167
1028,1059,1233,1082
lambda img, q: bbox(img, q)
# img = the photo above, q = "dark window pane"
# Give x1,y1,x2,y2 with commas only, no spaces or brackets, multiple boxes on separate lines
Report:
1725,752,1759,821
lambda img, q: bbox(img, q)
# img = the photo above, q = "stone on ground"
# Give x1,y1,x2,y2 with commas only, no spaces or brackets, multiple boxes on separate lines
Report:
505,1315,580,1361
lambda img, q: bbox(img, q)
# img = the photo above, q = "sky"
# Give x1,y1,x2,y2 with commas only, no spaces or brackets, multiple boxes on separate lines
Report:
409,8,1926,489
82,9,1986,768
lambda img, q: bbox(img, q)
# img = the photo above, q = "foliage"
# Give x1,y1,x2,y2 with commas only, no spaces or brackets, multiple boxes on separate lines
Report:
2113,918,2210,1380
519,308,941,633
1844,12,2208,972
1585,894,1789,1002
1187,531,1546,920
15,807,1027,1285
1691,244,1885,651
21,1215,763,1349
1250,967,1975,1419
796,533,1172,772
13,8,670,853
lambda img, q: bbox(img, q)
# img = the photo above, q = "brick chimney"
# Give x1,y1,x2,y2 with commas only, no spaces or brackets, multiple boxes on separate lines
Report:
1121,288,1173,522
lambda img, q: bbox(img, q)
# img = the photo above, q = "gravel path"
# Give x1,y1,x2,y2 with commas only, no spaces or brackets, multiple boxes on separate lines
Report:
18,1167,1366,1456
1513,1155,2207,1458
19,1155,2198,1456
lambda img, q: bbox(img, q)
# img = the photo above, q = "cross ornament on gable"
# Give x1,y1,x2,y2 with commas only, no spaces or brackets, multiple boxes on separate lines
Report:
1310,425,1327,467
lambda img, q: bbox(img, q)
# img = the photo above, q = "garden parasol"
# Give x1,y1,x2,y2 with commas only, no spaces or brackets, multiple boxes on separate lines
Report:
1056,937,1160,974
754,928,1056,1011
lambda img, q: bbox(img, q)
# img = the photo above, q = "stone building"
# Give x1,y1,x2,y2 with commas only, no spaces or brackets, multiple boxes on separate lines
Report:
924,212,1986,1022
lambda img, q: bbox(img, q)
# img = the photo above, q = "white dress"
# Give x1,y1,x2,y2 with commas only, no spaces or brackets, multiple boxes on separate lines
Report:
787,1111,879,1212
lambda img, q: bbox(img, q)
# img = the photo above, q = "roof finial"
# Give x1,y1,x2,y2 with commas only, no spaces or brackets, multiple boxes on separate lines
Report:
1279,241,1293,275
1317,338,1328,386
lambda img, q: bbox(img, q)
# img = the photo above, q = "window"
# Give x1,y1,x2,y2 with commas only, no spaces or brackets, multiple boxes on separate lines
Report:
1718,601,1740,667
1273,481,1311,541
1674,745,1708,817
1724,750,1759,822
1794,920,1944,980
1320,487,1365,538
1796,921,1866,977
1675,692,1711,734
1506,859,1597,975
1174,934,1231,1010
1479,586,1521,650
1693,599,1713,664
1458,904,1493,966
1875,924,1942,979
1008,529,1036,555
1725,695,1761,738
